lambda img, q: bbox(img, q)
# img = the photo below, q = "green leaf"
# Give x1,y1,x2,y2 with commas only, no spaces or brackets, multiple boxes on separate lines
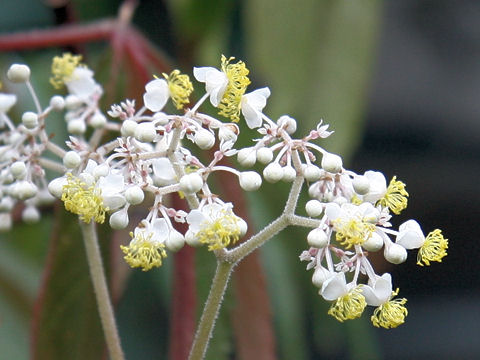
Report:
31,210,108,360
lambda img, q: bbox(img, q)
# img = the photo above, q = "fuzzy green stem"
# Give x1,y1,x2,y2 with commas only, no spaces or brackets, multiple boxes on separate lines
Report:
188,261,233,360
80,221,125,360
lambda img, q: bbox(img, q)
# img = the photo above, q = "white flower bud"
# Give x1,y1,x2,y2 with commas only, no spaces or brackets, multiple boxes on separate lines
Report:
384,243,407,264
308,183,319,198
109,210,129,229
63,151,81,169
121,119,138,137
152,112,169,126
22,111,38,129
307,228,329,248
67,119,86,134
239,171,262,191
237,147,257,167
165,230,185,252
194,129,215,150
256,147,273,164
263,162,284,183
7,64,30,83
179,173,203,194
237,218,248,236
185,229,202,247
22,206,40,224
90,112,107,128
10,161,27,179
125,186,144,205
277,115,297,134
134,122,156,143
362,232,384,252
13,180,38,200
48,177,67,198
312,266,331,288
353,175,370,195
305,199,323,217
65,95,82,110
282,165,297,182
321,153,343,173
218,124,238,143
0,197,14,212
0,213,12,232
50,95,65,110
92,163,109,178
303,164,321,182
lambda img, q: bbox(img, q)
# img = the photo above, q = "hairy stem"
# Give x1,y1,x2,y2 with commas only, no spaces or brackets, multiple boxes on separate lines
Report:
80,221,124,360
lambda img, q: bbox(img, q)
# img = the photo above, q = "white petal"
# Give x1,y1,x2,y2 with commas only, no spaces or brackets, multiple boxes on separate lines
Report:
103,194,126,210
362,273,392,306
143,79,169,112
396,219,425,249
325,203,342,221
321,272,347,301
0,93,17,112
186,209,207,232
193,66,217,82
151,218,169,243
363,171,387,203
66,67,97,98
98,173,125,196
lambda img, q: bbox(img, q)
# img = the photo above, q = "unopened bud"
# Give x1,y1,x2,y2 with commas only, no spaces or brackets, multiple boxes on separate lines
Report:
7,64,30,83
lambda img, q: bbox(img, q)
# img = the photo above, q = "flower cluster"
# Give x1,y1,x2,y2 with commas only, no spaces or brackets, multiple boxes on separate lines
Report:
0,53,447,327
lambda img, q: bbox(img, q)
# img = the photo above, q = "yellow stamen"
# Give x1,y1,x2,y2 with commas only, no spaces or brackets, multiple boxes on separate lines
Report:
378,176,409,215
351,194,363,205
328,286,366,322
333,218,376,249
50,53,83,89
163,70,193,109
417,229,448,266
197,211,241,250
371,289,408,329
218,55,250,122
61,174,106,224
121,231,167,271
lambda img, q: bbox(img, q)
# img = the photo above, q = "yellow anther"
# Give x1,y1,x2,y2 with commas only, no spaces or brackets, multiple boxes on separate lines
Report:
417,229,448,266
218,55,250,122
163,70,193,109
379,176,409,215
121,232,167,271
197,211,241,251
61,174,106,224
334,218,376,249
50,53,83,89
328,286,366,322
371,289,408,329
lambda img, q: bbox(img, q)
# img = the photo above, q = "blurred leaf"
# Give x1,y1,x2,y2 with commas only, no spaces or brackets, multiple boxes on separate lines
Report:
32,210,109,360
245,0,383,158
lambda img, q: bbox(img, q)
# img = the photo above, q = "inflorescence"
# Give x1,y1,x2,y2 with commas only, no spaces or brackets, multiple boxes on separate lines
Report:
0,53,448,329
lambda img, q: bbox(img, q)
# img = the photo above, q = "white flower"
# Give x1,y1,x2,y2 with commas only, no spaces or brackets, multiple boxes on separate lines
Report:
320,272,350,301
143,78,169,112
240,87,270,129
362,171,387,203
361,273,393,306
395,219,425,249
65,67,99,99
193,66,228,107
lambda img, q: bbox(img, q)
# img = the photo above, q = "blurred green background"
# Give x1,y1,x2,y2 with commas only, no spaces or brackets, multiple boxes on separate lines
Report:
0,0,478,359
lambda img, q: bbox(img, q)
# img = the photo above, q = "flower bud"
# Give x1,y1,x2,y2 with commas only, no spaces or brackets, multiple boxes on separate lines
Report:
67,119,86,134
10,161,27,179
0,197,14,212
7,64,30,83
384,243,407,264
305,199,323,217
321,153,343,173
239,171,262,191
134,122,156,143
362,232,384,252
165,230,185,252
237,218,248,237
179,173,203,194
121,119,138,137
12,180,38,200
50,95,65,111
307,228,329,248
353,175,370,195
48,177,67,198
152,112,169,126
237,147,256,167
312,266,331,288
109,210,129,229
63,151,81,169
256,147,273,164
22,206,40,224
22,111,38,129
263,162,283,183
125,186,144,205
277,115,297,134
282,165,297,182
218,124,238,142
194,129,215,150
303,164,321,182
90,112,107,128
65,95,82,110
